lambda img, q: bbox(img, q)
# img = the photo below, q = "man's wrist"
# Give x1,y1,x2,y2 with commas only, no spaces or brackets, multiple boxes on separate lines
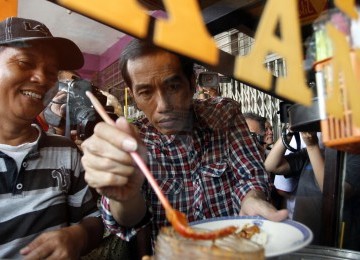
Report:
132,207,152,229
109,192,147,227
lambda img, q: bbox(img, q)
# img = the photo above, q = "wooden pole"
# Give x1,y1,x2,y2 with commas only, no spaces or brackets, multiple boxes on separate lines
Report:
124,87,128,118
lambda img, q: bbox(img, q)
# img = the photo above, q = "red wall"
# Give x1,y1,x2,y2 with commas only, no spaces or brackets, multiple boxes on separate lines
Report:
78,35,133,81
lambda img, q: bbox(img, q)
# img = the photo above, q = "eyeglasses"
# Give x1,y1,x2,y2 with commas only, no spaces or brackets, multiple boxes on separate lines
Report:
250,132,265,145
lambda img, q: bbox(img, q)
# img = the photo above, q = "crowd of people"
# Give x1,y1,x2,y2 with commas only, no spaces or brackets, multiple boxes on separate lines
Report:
0,14,358,259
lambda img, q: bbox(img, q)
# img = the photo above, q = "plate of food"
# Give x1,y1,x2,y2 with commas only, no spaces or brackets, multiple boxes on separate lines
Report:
190,216,313,257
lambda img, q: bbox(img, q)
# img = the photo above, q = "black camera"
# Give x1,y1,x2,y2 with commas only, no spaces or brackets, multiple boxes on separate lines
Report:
198,72,219,88
57,78,111,140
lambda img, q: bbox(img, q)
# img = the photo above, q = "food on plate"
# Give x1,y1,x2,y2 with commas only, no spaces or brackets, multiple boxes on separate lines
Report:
154,226,265,259
235,223,268,246
236,224,261,239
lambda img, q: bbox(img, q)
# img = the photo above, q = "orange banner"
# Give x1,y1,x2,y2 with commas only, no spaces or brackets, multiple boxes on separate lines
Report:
0,0,18,20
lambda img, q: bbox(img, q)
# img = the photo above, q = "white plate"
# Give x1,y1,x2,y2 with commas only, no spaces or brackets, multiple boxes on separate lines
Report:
190,216,313,258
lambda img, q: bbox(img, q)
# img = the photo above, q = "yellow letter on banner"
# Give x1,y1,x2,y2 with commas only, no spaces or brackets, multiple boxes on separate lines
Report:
334,0,358,19
57,0,150,39
0,0,17,20
234,0,311,105
326,24,360,126
153,0,218,65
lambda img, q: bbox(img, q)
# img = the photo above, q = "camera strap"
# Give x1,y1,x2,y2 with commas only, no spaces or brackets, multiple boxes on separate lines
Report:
64,84,72,139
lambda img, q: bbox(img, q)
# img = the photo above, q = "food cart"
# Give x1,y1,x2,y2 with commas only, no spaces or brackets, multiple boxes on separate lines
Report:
2,0,359,258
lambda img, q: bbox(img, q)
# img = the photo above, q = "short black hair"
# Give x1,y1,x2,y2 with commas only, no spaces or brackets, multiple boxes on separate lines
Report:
119,39,195,89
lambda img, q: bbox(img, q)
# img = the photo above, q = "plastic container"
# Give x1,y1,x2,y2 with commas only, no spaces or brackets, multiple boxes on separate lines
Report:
314,52,360,154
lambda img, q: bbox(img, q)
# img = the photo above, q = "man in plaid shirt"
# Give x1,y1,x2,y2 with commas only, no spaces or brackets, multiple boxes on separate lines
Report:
81,39,288,250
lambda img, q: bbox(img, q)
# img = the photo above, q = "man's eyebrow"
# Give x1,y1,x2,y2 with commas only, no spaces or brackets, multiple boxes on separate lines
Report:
13,50,35,59
164,75,183,85
133,83,151,92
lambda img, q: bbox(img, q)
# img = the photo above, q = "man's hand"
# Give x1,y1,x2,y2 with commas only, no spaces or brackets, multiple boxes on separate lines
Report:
20,218,103,260
301,132,318,147
240,190,288,221
49,90,67,118
20,228,83,260
81,117,148,226
81,117,146,202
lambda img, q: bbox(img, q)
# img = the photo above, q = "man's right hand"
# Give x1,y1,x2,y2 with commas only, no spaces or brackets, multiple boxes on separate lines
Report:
301,132,318,147
50,90,67,118
81,117,146,202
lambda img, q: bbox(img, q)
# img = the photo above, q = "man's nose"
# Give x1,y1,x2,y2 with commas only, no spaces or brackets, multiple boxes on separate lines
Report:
31,67,57,92
156,91,173,112
30,67,49,84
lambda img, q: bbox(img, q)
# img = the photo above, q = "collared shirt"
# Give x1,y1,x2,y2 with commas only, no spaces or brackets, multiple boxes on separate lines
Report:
101,97,270,242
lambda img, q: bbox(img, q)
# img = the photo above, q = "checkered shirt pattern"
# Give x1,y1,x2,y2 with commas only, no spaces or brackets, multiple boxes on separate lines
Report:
101,97,270,242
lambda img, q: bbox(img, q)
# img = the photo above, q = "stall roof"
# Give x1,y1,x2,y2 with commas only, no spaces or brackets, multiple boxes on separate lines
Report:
18,0,126,55
17,0,269,56
18,0,318,56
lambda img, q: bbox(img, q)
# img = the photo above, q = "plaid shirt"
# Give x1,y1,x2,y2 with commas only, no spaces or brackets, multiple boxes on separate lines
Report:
101,97,270,242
